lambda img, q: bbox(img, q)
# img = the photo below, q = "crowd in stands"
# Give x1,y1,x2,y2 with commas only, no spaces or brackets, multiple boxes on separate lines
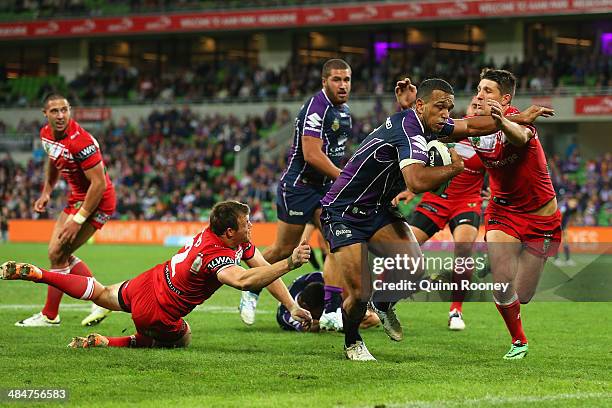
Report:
0,106,609,227
550,147,611,227
0,106,290,223
2,45,610,108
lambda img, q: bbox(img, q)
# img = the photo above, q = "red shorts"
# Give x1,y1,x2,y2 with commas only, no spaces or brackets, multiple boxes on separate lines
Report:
413,193,482,235
484,202,562,258
119,265,189,343
64,196,115,230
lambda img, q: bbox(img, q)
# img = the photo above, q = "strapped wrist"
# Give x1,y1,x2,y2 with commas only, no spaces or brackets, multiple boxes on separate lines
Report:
73,208,90,225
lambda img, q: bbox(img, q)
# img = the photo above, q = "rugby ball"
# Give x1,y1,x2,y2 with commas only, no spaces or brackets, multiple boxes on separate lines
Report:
426,140,453,195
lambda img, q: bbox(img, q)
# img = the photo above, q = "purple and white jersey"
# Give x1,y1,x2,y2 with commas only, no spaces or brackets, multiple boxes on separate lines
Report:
280,89,351,188
321,109,447,221
277,272,324,332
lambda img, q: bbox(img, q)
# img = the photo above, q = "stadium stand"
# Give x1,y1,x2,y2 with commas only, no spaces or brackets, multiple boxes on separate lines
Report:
1,108,609,226
2,48,610,107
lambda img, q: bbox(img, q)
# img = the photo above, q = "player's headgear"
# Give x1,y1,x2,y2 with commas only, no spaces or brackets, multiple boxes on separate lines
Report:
416,78,454,102
480,68,516,99
209,201,250,235
322,59,351,79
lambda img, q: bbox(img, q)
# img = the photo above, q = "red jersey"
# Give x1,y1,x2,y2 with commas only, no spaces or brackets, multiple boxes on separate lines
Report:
153,227,255,318
468,106,555,213
442,139,485,198
40,119,114,205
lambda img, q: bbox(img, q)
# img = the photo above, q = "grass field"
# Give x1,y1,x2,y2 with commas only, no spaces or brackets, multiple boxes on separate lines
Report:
0,243,610,407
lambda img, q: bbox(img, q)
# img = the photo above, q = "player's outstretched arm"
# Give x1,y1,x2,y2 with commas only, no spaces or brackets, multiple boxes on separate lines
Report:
441,103,553,142
217,242,311,291
33,158,60,213
401,149,464,194
507,104,555,125
302,136,342,180
245,249,313,324
489,100,534,146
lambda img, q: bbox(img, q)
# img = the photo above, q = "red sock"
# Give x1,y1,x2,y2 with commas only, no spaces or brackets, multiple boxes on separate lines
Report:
107,334,154,348
69,256,93,277
41,266,69,320
495,299,528,344
450,262,474,313
38,269,97,301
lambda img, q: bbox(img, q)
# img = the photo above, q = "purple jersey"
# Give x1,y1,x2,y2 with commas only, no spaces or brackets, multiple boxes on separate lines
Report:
280,90,351,187
276,272,324,331
321,109,447,221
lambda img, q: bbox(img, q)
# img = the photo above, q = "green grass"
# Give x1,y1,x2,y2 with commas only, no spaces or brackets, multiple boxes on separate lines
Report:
0,243,611,407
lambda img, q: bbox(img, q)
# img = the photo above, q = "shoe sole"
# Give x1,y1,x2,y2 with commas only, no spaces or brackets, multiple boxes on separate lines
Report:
1,261,18,279
503,350,528,360
82,315,109,327
1,262,40,281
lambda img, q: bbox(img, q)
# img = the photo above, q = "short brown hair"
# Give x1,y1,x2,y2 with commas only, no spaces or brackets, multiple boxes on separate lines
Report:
43,93,68,109
322,58,351,79
480,68,516,99
209,201,250,235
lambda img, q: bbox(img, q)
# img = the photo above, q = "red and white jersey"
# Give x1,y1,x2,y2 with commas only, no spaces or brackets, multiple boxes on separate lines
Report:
153,227,256,318
468,106,555,213
40,119,114,204
444,139,485,198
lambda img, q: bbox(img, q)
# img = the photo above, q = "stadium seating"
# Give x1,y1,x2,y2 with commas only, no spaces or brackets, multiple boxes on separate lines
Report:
1,108,609,226
2,48,609,107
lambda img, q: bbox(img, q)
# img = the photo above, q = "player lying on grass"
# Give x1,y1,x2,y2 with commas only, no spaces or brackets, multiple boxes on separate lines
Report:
276,271,380,332
1,201,312,348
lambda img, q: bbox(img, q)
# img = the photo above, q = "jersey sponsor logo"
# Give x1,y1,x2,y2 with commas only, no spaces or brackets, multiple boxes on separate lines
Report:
337,136,347,146
289,210,304,216
472,134,498,150
334,224,353,238
385,117,392,129
329,145,346,156
189,255,203,275
483,153,519,168
206,255,236,272
164,264,183,295
42,140,64,160
69,130,80,140
420,203,438,213
75,144,97,162
332,118,340,131
92,212,110,225
306,112,323,129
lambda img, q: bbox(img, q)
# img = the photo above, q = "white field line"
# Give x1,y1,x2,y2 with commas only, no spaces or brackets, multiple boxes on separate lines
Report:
0,304,273,314
349,392,612,408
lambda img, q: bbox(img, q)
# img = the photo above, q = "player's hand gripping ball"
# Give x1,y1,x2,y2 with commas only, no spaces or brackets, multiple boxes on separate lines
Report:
427,140,453,195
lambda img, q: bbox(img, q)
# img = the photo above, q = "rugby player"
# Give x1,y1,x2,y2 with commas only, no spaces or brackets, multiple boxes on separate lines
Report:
15,94,116,328
239,59,352,330
1,201,312,348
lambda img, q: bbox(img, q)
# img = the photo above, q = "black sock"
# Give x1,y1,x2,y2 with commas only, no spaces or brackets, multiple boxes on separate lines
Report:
373,301,390,312
564,244,570,261
342,308,363,347
249,289,262,296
